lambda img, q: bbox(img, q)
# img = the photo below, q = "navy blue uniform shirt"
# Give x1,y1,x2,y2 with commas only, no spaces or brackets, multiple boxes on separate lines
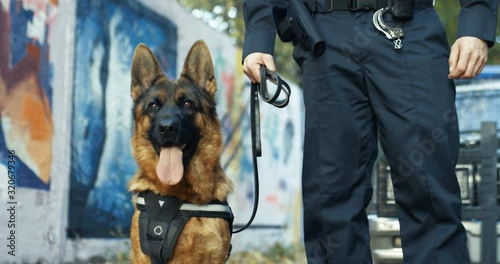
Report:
242,0,499,60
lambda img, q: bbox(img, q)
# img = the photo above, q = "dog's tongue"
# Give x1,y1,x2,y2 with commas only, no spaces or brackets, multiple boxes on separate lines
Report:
156,147,184,185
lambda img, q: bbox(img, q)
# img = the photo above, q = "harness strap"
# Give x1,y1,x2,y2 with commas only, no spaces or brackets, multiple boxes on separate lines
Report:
141,191,183,264
136,191,234,263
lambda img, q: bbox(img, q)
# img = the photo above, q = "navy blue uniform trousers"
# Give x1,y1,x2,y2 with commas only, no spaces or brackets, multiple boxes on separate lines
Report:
293,7,470,264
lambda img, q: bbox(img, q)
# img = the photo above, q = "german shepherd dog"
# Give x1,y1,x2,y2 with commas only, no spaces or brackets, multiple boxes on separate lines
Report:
128,40,233,263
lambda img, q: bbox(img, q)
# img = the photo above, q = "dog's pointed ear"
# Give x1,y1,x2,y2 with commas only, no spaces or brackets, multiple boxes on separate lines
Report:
131,44,164,101
181,40,216,97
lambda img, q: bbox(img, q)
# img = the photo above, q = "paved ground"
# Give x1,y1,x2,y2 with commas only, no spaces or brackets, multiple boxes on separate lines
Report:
228,243,307,264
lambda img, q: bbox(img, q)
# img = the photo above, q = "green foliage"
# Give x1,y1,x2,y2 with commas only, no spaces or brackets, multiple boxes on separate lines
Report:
176,0,244,46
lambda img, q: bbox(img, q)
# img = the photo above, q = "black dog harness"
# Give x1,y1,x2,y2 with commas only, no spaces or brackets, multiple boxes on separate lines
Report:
136,191,234,264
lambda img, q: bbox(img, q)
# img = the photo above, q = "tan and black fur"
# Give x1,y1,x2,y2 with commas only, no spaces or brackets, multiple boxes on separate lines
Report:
128,40,233,263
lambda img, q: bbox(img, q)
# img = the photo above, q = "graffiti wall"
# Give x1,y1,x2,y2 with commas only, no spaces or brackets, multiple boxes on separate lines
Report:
0,0,56,190
0,0,305,261
68,0,177,238
0,0,69,261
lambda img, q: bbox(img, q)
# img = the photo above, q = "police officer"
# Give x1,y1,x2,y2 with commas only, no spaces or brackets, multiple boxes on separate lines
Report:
242,0,498,263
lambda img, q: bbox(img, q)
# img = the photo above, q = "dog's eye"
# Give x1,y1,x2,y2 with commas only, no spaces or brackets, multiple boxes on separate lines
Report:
148,102,158,111
183,100,194,109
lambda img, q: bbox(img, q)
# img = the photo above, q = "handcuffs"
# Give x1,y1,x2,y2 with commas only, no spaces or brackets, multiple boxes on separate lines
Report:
373,8,404,50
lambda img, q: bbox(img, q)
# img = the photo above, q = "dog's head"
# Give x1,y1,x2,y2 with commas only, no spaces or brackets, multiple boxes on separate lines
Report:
130,40,221,187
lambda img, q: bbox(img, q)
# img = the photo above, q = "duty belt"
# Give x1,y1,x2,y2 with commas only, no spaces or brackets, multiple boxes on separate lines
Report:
302,0,434,50
325,0,388,11
136,191,234,264
309,0,434,12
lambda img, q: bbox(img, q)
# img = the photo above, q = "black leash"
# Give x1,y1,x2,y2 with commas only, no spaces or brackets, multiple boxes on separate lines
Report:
232,66,291,234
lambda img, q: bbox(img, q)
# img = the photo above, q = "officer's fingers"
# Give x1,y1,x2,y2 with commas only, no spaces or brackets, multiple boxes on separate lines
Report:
243,52,274,83
449,45,471,79
242,62,256,83
472,64,485,79
450,37,488,79
243,64,259,83
448,42,460,79
246,60,264,83
472,58,487,78
466,53,486,79
458,46,480,79
449,55,470,79
460,44,485,78
470,46,488,78
243,53,264,83
262,54,276,72
462,58,478,79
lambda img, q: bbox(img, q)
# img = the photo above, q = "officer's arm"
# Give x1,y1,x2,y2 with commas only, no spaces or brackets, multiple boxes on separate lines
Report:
449,0,498,79
242,0,286,59
456,0,499,47
242,0,286,83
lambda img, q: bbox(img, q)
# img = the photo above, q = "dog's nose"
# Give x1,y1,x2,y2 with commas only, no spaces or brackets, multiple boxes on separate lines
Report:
158,119,179,136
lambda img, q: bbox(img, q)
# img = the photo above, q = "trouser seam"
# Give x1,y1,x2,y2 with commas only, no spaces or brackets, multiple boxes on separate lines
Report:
401,51,439,263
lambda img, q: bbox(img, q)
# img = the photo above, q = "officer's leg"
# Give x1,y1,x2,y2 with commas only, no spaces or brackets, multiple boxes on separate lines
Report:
364,8,470,263
294,12,378,264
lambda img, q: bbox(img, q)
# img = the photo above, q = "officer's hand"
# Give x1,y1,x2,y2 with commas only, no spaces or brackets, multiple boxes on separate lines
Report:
243,53,276,83
448,36,488,79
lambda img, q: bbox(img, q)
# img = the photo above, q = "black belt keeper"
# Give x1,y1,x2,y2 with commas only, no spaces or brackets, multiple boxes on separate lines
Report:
325,0,387,11
388,0,414,20
305,0,318,12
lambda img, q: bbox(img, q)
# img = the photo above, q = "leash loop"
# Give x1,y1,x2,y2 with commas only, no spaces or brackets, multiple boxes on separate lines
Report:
256,66,291,108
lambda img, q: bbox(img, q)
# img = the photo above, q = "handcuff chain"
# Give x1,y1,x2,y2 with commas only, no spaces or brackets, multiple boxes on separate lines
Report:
373,8,404,50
